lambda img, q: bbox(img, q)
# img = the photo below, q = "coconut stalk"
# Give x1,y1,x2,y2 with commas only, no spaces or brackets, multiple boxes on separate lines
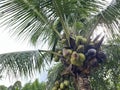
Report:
74,75,91,90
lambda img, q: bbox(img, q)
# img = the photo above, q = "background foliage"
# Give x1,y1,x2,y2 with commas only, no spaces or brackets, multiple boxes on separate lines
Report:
0,79,46,90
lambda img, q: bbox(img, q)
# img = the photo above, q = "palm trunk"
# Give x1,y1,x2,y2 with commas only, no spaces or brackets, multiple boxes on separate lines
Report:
74,75,91,90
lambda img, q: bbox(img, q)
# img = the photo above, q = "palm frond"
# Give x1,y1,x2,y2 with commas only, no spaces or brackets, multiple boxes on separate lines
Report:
97,0,120,39
0,0,104,45
0,0,59,46
0,50,51,77
77,0,120,41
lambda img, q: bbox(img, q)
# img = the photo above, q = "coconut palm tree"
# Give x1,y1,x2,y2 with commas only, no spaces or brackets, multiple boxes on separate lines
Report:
0,0,120,90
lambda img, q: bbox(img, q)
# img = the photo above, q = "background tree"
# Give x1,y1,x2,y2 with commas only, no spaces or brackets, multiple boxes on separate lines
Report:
0,0,120,90
2,79,46,90
13,81,22,90
24,79,46,90
0,85,7,90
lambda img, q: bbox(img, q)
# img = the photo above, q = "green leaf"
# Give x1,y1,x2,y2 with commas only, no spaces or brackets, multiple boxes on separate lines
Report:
0,50,51,77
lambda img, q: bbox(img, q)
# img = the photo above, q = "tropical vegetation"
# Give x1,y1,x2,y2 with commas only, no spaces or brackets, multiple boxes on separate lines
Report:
0,0,120,90
0,79,46,90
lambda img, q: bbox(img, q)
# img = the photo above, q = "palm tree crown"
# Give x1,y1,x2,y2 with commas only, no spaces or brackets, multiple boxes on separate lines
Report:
0,0,120,89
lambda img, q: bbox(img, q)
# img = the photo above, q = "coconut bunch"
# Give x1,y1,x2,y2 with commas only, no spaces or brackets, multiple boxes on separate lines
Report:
53,32,106,76
52,80,70,90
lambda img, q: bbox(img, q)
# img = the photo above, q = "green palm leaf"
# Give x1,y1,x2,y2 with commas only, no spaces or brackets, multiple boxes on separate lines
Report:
0,0,103,45
95,0,120,39
0,50,51,76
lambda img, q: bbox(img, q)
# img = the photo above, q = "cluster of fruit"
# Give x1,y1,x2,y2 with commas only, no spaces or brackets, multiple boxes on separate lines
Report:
53,32,106,75
54,35,87,67
51,33,106,90
54,49,86,67
52,80,70,90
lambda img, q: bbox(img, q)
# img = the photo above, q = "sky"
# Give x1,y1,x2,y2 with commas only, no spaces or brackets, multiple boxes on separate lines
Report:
0,27,35,54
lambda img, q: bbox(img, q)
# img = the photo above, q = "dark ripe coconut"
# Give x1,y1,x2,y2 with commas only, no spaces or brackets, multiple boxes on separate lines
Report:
86,49,96,57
